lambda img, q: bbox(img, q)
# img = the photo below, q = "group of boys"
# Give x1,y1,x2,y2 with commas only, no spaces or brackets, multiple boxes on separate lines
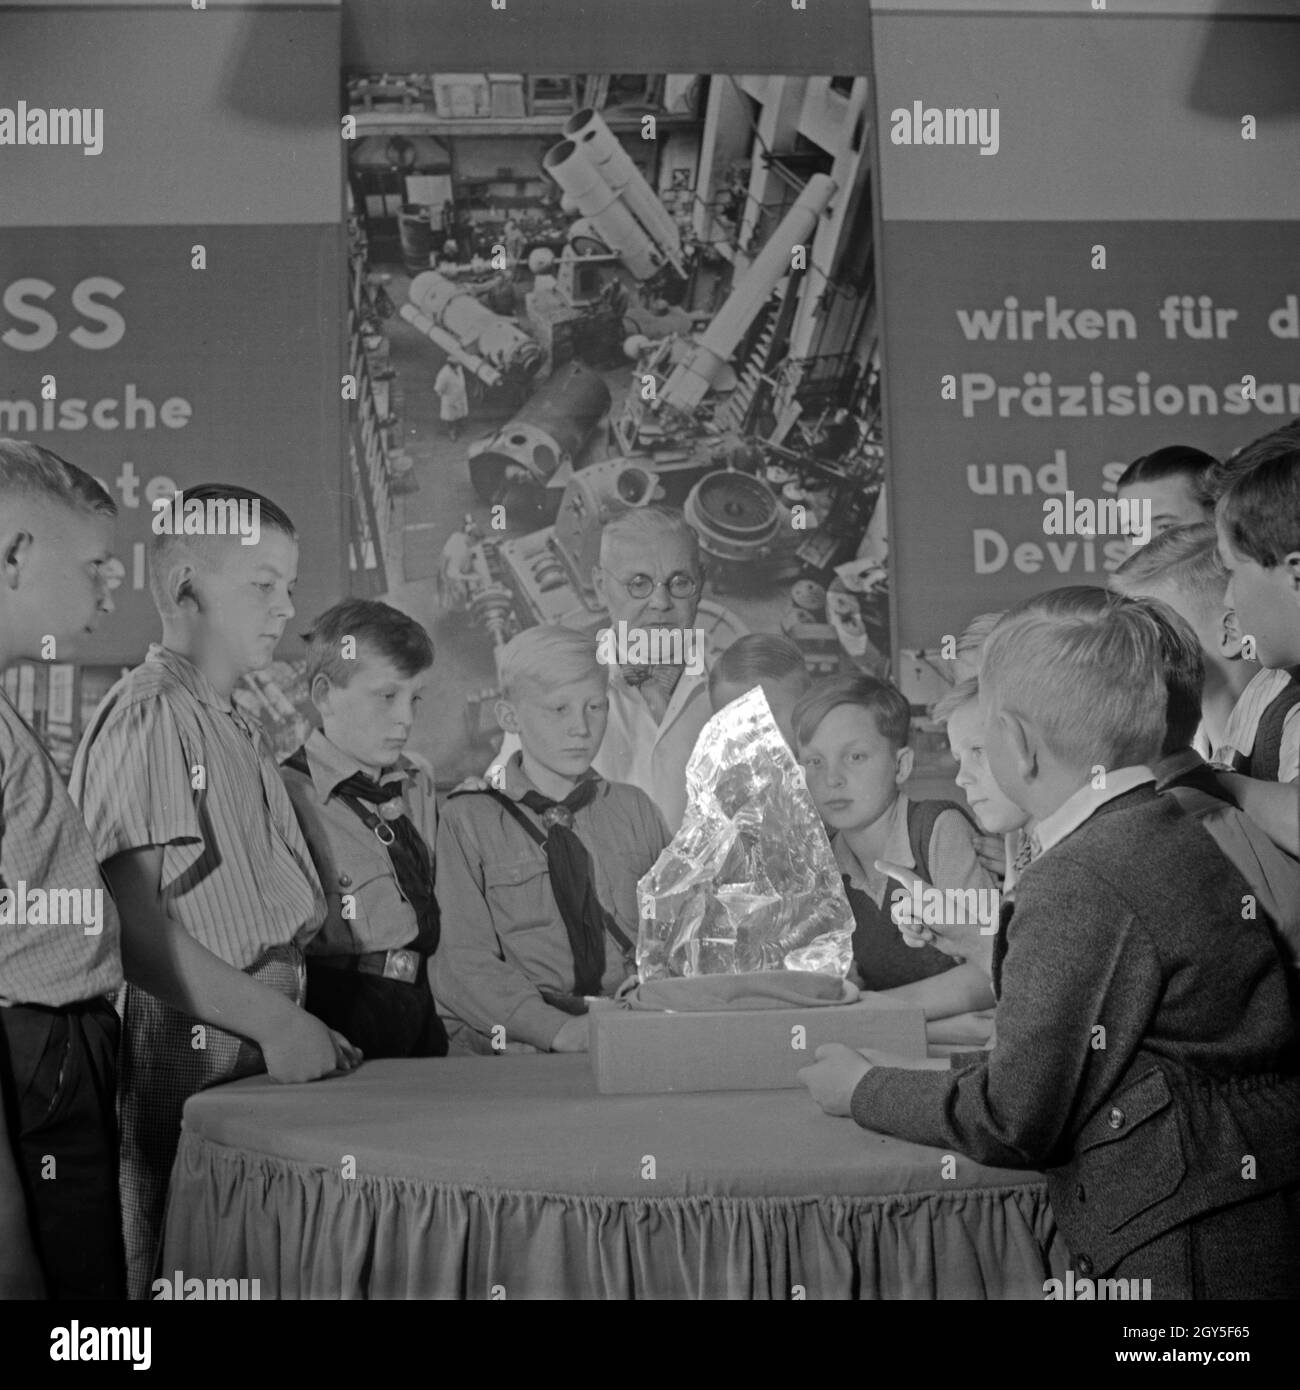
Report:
3,422,1299,1303
0,448,708,1300
799,426,1300,1297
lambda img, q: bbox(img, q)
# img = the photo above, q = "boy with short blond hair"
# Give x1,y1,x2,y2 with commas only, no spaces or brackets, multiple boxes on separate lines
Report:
280,598,446,1058
71,482,358,1300
434,625,669,1054
800,592,1300,1298
0,440,124,1299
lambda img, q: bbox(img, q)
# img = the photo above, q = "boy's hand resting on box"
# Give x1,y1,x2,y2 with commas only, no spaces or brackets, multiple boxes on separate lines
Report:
798,1043,873,1115
263,1009,363,1082
551,1014,590,1052
799,1042,951,1115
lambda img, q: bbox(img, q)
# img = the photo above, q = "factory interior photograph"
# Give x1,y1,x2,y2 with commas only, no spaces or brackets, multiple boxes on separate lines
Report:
349,69,882,784
2,0,1300,1341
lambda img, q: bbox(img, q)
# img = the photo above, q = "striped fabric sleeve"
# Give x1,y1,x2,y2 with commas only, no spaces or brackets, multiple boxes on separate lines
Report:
78,696,205,883
1280,707,1300,785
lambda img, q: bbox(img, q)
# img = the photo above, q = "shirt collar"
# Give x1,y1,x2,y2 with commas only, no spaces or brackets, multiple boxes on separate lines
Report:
499,749,600,804
1033,765,1155,856
830,794,913,897
304,727,413,801
146,643,235,712
1151,746,1205,791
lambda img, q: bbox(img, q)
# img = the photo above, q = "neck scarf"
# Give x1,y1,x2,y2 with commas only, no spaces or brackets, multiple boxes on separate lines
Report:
288,747,439,955
517,777,617,998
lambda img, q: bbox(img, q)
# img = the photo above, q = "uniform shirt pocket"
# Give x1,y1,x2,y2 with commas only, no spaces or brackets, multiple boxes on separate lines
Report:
320,867,410,953
1076,1067,1188,1234
481,855,553,935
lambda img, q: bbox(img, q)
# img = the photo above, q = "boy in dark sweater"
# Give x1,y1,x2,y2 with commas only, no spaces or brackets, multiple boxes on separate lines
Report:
799,593,1300,1298
792,674,995,1022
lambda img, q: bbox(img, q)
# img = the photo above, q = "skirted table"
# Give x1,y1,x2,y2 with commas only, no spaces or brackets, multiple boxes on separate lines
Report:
161,1055,1067,1299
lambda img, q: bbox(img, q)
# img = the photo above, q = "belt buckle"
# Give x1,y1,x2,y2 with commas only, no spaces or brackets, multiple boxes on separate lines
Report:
383,948,419,983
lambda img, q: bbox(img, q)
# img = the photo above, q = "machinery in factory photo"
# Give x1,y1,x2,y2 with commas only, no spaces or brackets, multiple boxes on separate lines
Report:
342,72,883,781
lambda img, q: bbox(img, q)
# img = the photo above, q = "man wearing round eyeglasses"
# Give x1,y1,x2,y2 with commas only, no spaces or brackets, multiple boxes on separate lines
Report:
587,506,714,832
487,506,714,833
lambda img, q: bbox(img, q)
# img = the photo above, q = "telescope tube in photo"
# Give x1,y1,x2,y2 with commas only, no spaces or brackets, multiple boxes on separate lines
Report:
466,360,612,503
408,271,542,381
562,107,685,275
659,173,837,412
543,139,661,281
398,304,502,387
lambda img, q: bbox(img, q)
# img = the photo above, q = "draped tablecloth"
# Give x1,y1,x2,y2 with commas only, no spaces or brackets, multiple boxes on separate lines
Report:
161,1055,1067,1299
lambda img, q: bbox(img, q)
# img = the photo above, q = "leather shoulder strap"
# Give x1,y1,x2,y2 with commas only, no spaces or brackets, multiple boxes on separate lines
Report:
466,787,549,849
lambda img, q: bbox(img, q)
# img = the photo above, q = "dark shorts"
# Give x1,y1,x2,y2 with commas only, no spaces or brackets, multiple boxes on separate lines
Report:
0,997,125,1299
305,960,448,1060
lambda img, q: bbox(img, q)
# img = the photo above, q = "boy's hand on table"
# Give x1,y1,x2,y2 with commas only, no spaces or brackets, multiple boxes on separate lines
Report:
797,1043,873,1116
263,1010,359,1083
551,1014,590,1053
329,1029,364,1074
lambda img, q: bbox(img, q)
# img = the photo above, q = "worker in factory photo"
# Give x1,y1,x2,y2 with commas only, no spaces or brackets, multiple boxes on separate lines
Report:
433,356,469,442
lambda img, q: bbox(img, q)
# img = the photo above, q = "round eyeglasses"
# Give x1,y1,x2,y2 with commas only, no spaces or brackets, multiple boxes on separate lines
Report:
611,570,700,601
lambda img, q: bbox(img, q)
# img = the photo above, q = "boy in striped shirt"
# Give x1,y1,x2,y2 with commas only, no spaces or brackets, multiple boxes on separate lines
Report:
72,484,360,1300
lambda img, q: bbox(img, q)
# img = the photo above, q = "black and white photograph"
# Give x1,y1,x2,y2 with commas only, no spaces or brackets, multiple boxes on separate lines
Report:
1,0,1298,1352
